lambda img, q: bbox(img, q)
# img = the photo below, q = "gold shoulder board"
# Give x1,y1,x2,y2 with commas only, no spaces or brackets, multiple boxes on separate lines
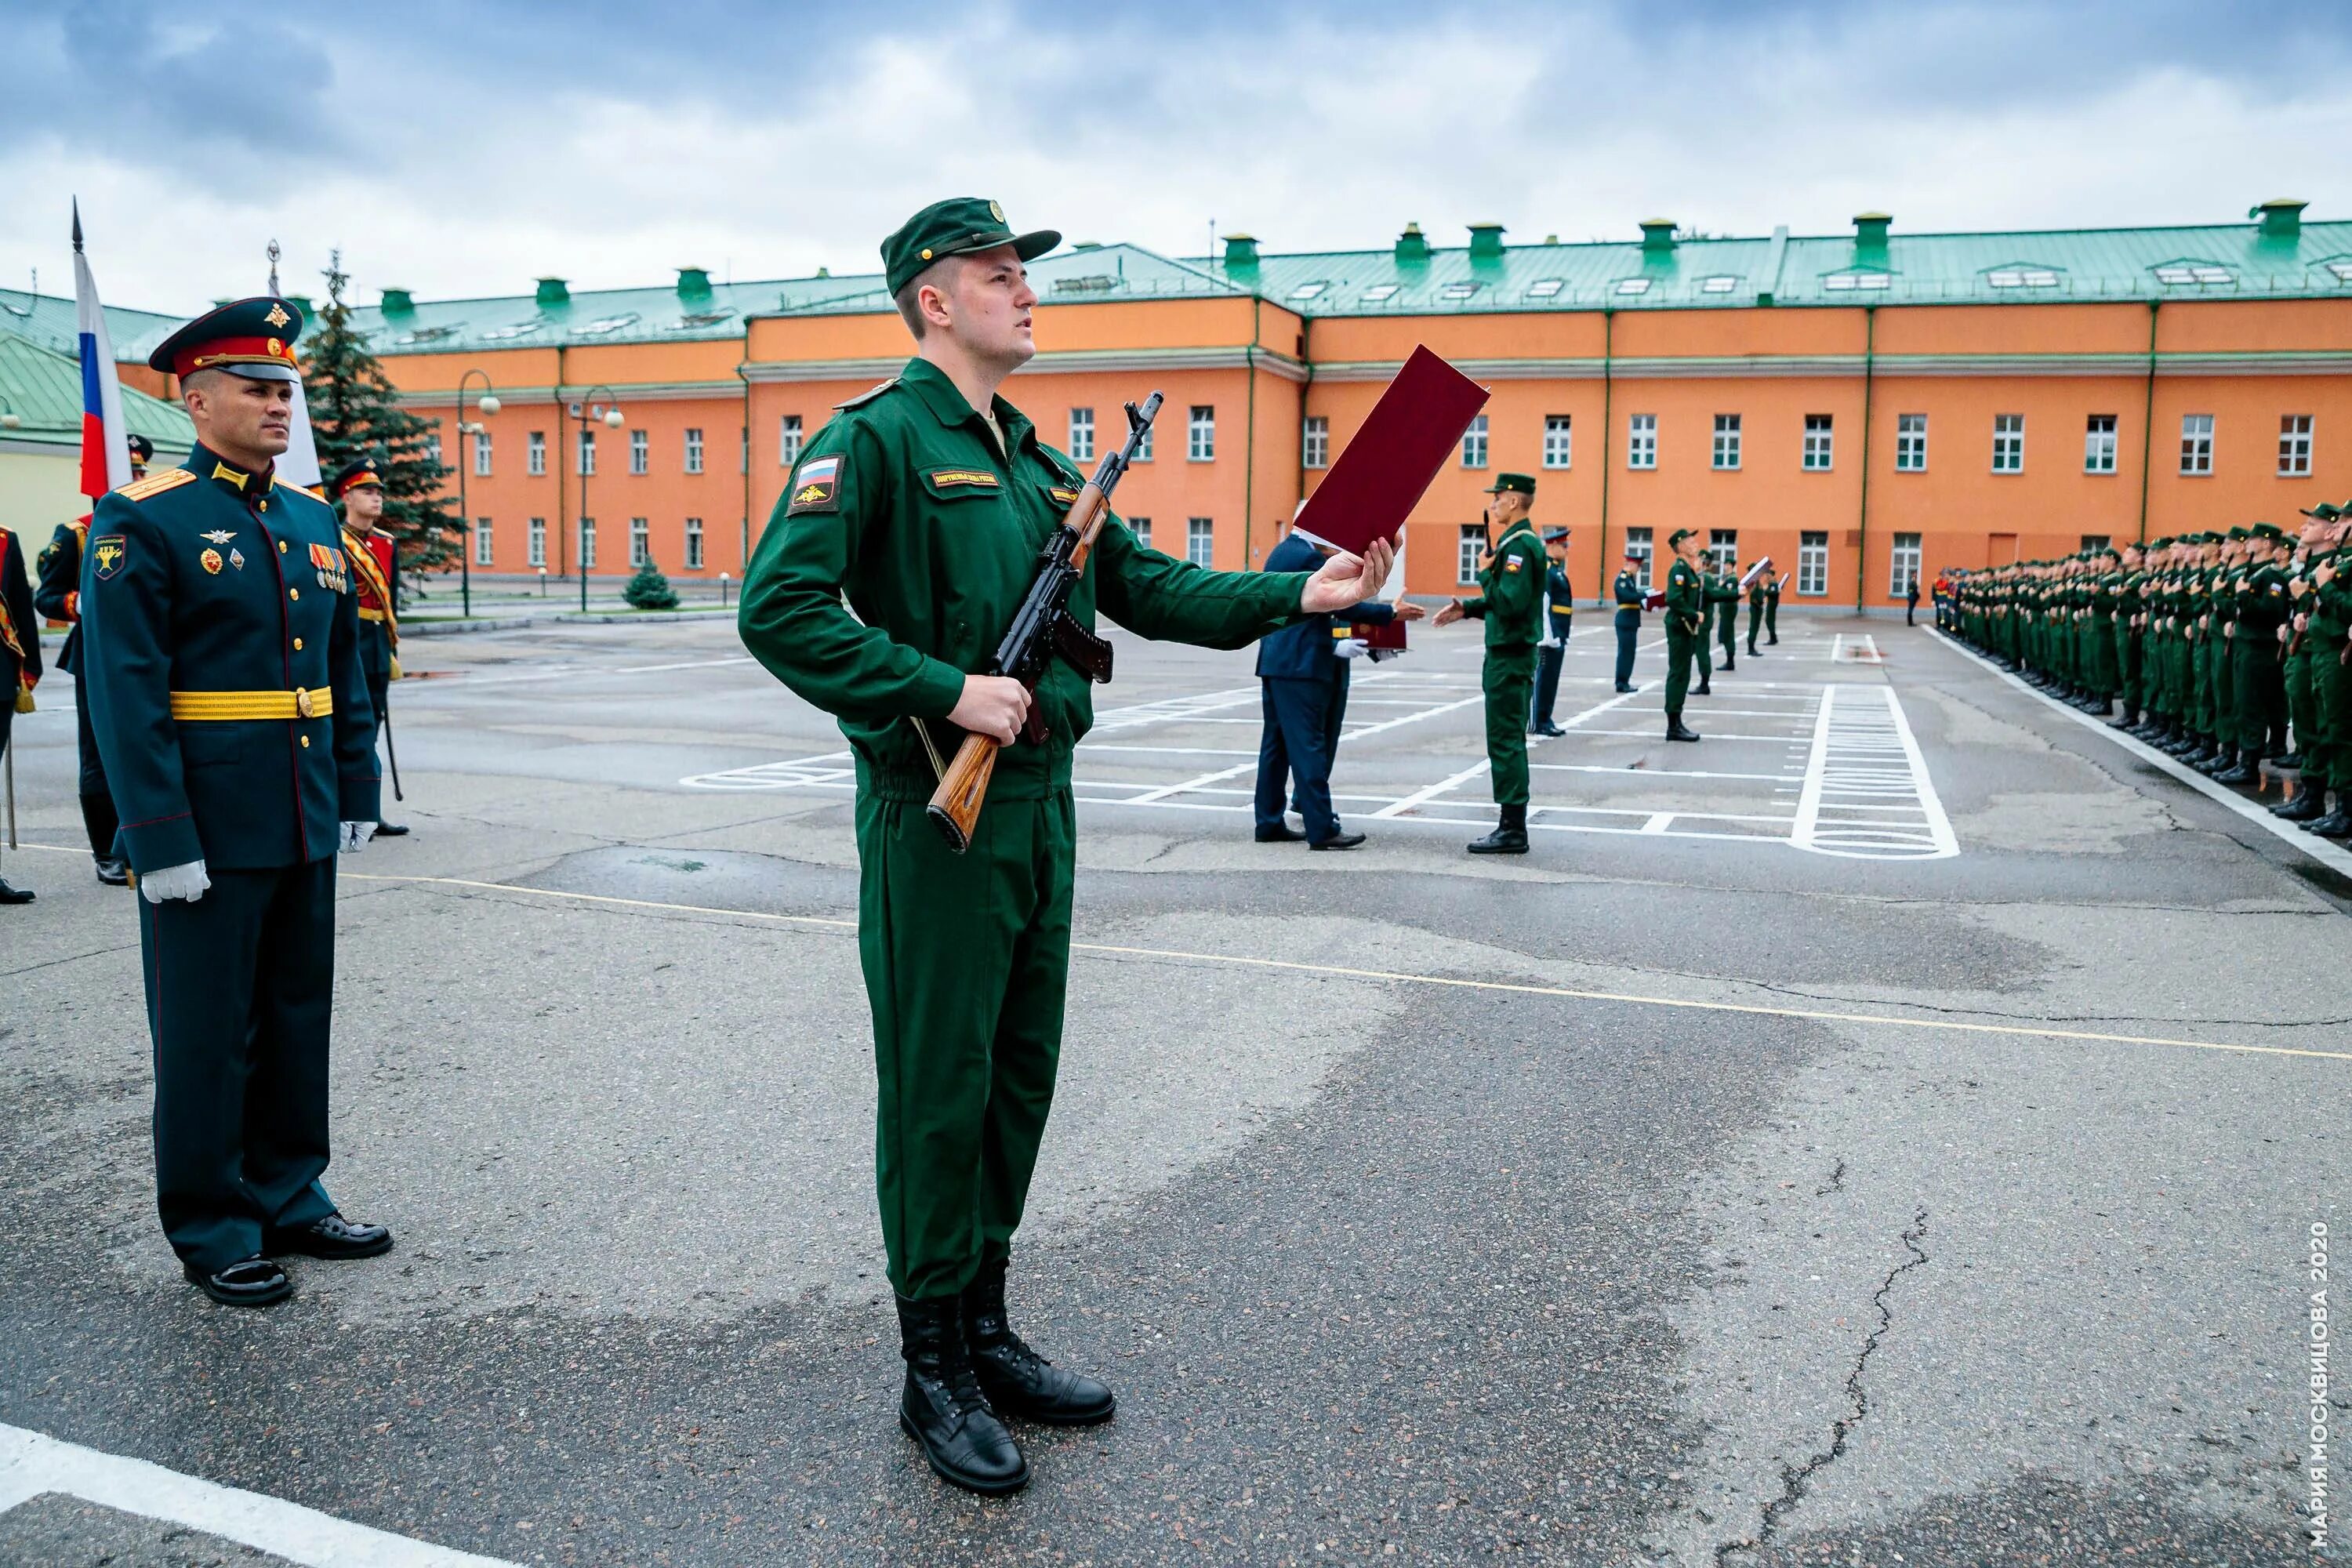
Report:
115,469,198,503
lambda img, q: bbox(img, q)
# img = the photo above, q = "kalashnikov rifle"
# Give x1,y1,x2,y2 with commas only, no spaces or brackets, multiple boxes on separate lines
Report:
926,393,1162,853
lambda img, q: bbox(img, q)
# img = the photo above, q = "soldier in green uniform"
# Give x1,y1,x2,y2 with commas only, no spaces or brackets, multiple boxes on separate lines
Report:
1434,473,1544,853
2219,523,2292,783
1744,566,1768,656
736,199,1389,1494
2108,543,2145,731
1661,528,1704,742
1610,549,1642,693
1711,557,1740,672
2291,505,2352,836
1763,570,1781,644
80,299,394,1308
2273,510,2332,811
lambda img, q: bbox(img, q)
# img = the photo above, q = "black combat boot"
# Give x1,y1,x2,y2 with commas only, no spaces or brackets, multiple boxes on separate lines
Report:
1665,717,1702,742
2274,791,2327,822
2272,752,2303,771
895,1292,1029,1494
1467,804,1530,855
2194,745,2234,777
2214,754,2258,786
2107,708,2137,730
2307,807,2352,839
960,1257,1115,1426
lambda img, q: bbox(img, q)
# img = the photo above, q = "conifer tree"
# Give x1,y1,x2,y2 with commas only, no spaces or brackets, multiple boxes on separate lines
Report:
623,557,681,611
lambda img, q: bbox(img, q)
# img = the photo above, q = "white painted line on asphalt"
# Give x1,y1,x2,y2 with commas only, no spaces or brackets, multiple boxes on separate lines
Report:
1790,685,1959,860
1369,688,1640,819
419,655,758,691
1947,632,2352,880
0,1424,516,1568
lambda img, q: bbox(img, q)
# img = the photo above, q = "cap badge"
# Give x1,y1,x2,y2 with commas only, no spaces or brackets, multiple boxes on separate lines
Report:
989,201,1004,223
264,303,292,329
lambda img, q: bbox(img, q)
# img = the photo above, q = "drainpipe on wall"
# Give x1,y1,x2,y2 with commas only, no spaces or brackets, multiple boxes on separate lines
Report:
554,343,568,580
2135,300,2161,544
1242,296,1260,568
1295,317,1312,561
1853,305,1877,613
738,361,753,571
1595,309,1613,605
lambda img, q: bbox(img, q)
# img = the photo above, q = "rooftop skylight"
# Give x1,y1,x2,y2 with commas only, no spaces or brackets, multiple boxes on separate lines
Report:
2153,261,2235,287
1526,278,1566,298
1613,278,1652,296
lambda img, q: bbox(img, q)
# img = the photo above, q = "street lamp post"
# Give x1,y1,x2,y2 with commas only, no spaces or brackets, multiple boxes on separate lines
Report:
452,370,500,620
570,385,624,614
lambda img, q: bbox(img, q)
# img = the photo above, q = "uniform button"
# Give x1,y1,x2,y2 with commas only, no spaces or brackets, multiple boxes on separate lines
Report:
289,588,300,601
293,637,304,651
278,540,288,554
300,735,312,748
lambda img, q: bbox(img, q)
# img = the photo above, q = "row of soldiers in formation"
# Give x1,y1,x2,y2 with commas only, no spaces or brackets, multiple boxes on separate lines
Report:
1939,503,2352,837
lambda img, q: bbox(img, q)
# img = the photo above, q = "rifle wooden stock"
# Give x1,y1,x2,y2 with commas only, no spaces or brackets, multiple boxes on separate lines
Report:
926,728,1000,854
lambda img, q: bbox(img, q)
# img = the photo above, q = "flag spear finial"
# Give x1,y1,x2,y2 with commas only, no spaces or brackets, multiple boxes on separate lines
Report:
71,198,84,252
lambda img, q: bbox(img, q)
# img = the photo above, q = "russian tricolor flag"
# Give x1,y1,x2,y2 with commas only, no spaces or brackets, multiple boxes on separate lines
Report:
73,201,132,499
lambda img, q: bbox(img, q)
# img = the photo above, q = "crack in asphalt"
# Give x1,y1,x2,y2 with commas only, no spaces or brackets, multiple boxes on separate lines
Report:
0,939,142,980
1713,1207,1932,1567
1813,1158,1847,1198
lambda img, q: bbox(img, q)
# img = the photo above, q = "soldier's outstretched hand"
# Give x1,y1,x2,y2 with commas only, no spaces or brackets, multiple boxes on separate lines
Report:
1299,538,1395,614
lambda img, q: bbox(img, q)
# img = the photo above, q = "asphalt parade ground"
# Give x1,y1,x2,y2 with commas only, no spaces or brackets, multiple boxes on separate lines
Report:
0,612,2343,1567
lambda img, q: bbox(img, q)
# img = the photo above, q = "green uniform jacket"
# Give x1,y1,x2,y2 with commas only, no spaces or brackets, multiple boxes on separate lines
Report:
1664,557,1704,635
80,444,381,873
1460,518,1544,646
738,358,1309,802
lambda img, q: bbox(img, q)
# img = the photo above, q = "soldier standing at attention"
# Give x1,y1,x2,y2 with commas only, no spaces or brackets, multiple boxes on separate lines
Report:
331,457,408,836
1433,472,1545,854
1764,570,1781,644
0,521,40,903
34,433,154,886
1611,548,1643,693
1661,528,1704,742
1528,524,1573,738
81,298,394,1308
737,199,1389,1495
1710,557,1740,673
1745,567,1767,657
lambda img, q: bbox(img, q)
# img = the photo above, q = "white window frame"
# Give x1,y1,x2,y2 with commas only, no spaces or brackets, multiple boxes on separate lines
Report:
779,415,803,467
684,516,704,569
1624,527,1653,590
528,431,546,477
474,431,492,477
684,427,705,475
1188,406,1214,463
1134,424,1153,463
629,428,649,475
630,517,650,568
474,517,492,567
2180,413,2214,476
528,516,546,567
1461,413,1488,469
1628,413,1657,470
1542,415,1572,470
1068,408,1094,463
1302,416,1329,470
1457,524,1484,585
425,434,441,466
1802,413,1833,472
2281,414,2314,477
1895,412,1926,472
1798,531,1828,595
577,428,596,477
580,516,597,568
2085,414,2118,475
1889,533,1922,597
1185,517,1214,567
1708,529,1737,574
1127,516,1152,551
1992,413,2024,474
1712,413,1741,471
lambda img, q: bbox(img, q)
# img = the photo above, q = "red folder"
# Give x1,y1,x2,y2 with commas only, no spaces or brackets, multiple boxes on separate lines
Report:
1292,346,1489,558
1351,618,1408,650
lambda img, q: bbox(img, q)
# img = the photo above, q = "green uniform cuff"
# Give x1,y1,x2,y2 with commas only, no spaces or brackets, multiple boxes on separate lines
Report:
909,657,970,720
121,811,204,877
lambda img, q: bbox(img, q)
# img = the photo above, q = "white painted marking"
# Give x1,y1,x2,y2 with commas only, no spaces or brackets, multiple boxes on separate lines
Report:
1370,688,1640,819
1789,684,1958,860
0,1423,517,1568
419,655,757,691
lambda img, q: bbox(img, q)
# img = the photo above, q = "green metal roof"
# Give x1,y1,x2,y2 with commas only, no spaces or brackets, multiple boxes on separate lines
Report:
752,244,1245,319
0,326,196,451
323,270,883,358
0,286,187,365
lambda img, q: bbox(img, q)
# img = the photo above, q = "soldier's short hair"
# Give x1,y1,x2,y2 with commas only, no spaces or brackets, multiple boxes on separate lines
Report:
894,275,930,341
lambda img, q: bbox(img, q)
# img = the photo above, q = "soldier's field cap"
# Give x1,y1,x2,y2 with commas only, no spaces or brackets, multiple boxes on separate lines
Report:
125,433,154,464
1668,527,1695,547
2300,500,2343,521
148,296,305,382
330,456,383,499
2227,526,2250,540
2250,521,2286,542
884,198,1060,296
1484,472,1536,497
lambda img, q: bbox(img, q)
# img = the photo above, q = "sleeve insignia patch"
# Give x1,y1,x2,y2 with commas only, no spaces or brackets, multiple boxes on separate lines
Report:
1503,557,1523,572
923,466,1001,492
787,455,843,515
92,535,128,580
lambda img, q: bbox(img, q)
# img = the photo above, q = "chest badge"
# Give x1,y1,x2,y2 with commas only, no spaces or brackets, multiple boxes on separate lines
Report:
201,530,238,545
229,548,246,571
200,547,223,575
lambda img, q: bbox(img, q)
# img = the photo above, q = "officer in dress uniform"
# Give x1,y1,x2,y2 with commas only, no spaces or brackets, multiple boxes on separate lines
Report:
737,199,1390,1494
34,433,154,884
80,298,394,1308
1433,472,1545,854
1611,549,1643,693
1529,527,1573,737
330,457,408,836
1661,528,1704,742
0,521,41,903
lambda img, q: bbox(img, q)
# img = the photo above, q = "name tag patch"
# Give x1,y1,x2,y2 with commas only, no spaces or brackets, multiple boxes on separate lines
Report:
924,467,1001,492
788,456,843,514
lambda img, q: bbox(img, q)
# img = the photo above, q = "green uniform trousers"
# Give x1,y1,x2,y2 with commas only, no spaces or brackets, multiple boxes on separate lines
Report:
1664,627,1700,717
2234,641,2283,753
2312,649,2350,796
2112,619,2138,712
1695,615,1714,684
856,788,1075,1301
1483,645,1535,808
1763,597,1778,641
1745,600,1763,652
2285,643,2317,762
1718,604,1737,662
138,858,341,1272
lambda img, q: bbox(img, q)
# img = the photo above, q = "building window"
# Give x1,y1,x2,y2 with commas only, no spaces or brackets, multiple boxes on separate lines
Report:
1069,408,1094,463
1624,526,1653,590
580,517,597,568
739,425,748,475
1134,423,1153,463
2085,415,2118,474
684,428,704,475
1302,416,1329,470
1461,413,1488,469
2281,414,2314,476
1128,516,1152,551
779,415,803,467
1895,413,1926,472
630,517,649,568
528,517,546,567
528,431,546,476
1802,413,1833,471
627,429,648,475
425,434,441,466
1992,413,2024,474
1628,412,1657,470
2180,413,2214,475
474,517,492,567
1542,415,1572,470
1188,406,1214,462
684,517,704,569
578,429,596,477
474,432,492,477
1890,533,1922,597
1457,524,1484,585
1798,531,1828,595
1708,528,1738,573
1712,413,1741,470
1186,517,1214,567
2080,534,2111,553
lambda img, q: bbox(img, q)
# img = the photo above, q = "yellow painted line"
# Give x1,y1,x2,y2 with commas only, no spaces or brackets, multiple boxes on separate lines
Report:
339,871,2350,1067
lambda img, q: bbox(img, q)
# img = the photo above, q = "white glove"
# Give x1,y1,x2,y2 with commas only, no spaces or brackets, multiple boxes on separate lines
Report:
140,860,210,905
1334,637,1370,661
341,821,377,854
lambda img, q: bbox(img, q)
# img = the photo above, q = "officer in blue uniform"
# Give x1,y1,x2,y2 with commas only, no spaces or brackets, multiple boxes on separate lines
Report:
81,298,394,1308
1612,548,1643,693
1254,526,1416,848
1529,527,1573,737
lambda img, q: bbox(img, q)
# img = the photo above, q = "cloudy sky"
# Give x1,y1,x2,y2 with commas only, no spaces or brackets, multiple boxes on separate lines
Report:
6,0,2351,315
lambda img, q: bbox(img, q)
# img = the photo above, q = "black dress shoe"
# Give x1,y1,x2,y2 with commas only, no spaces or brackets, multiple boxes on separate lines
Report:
2308,811,2352,840
1666,720,1702,742
1767,636,1779,644
1531,722,1566,738
1466,806,1530,855
184,1257,291,1308
960,1259,1114,1428
94,857,130,887
267,1213,393,1259
1254,822,1306,844
898,1292,1029,1491
372,822,410,837
1722,656,1736,672
2213,763,2257,786
1308,832,1367,851
2274,793,2327,822
0,878,31,905
1694,681,1712,695
1615,684,1640,694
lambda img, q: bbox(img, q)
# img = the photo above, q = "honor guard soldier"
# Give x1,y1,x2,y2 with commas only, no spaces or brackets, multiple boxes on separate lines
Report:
331,456,407,836
737,199,1389,1494
80,297,394,1308
0,521,40,903
1612,548,1645,692
1434,472,1545,853
1529,526,1573,737
1661,528,1704,741
34,432,154,884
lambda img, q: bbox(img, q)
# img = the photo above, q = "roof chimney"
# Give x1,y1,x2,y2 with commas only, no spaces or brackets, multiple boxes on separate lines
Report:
1221,233,1259,270
379,287,414,314
1639,218,1677,254
2252,198,2307,240
1395,222,1430,264
1467,222,1506,260
1853,211,1893,251
535,277,569,307
676,267,712,296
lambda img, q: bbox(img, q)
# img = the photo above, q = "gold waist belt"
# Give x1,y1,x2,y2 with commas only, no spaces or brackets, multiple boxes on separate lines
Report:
358,607,388,623
169,688,333,721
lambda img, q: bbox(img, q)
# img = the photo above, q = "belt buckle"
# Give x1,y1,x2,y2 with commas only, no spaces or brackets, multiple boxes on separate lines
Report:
294,688,315,719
